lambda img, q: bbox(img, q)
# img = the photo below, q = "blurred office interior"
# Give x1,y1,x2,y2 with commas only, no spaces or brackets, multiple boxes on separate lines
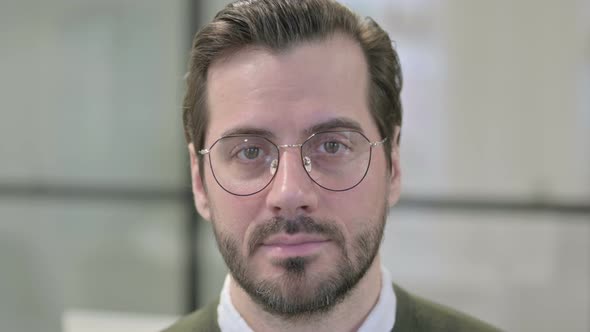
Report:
0,0,589,331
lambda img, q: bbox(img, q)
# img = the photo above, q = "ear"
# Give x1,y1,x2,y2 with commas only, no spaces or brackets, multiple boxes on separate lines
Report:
387,126,402,207
189,143,212,221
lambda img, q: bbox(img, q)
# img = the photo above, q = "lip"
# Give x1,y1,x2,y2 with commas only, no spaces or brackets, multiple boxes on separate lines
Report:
260,234,330,257
262,234,328,246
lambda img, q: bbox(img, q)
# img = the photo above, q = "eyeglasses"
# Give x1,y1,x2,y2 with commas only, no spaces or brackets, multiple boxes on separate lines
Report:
198,130,387,196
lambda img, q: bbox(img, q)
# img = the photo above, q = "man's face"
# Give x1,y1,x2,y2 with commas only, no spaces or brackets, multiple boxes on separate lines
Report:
190,34,401,317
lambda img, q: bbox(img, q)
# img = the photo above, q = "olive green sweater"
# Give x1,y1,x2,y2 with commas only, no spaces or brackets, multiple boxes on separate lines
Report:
163,284,501,332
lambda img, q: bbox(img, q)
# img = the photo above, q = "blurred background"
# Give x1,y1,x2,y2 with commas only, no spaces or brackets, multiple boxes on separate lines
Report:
1,0,588,331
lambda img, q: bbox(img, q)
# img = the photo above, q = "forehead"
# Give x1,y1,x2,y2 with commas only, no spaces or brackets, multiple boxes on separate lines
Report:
206,33,375,144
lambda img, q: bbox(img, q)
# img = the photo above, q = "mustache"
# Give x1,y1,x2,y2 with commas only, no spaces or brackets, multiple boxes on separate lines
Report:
248,216,345,256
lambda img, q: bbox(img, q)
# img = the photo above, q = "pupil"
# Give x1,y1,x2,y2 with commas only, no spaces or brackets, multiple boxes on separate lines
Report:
244,147,260,159
324,142,340,153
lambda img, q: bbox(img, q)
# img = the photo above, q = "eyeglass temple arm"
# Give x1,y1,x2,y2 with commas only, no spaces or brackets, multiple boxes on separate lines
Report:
370,136,388,147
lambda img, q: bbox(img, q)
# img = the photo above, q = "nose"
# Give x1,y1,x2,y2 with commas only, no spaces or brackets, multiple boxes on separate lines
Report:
265,148,318,217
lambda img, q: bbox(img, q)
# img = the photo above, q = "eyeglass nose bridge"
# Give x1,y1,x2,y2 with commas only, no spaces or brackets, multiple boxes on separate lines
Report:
270,143,312,176
277,143,304,149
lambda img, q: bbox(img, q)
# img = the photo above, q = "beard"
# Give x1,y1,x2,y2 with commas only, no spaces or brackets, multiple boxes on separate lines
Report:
211,214,386,319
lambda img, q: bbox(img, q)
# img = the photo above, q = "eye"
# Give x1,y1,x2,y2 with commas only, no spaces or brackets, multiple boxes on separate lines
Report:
323,141,342,154
238,146,261,160
316,137,351,155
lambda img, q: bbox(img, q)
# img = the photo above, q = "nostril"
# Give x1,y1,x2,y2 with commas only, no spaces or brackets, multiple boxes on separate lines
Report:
272,204,311,214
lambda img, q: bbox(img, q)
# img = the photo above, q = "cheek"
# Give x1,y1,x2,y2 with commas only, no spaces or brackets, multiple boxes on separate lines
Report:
324,161,389,227
208,188,263,242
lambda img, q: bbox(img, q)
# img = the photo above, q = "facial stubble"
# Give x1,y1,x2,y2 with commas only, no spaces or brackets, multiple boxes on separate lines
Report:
212,214,386,320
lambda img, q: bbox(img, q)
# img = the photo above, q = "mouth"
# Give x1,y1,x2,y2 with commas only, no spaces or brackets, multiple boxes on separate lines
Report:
260,234,331,258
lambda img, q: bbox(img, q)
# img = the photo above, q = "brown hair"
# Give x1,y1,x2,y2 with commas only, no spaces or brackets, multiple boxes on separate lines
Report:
183,0,402,175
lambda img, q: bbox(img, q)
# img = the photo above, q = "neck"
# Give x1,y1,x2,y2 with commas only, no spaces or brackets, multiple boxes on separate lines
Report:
229,255,383,332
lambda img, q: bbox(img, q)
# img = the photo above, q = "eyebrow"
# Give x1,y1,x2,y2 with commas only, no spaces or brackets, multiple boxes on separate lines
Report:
303,117,364,137
220,126,277,139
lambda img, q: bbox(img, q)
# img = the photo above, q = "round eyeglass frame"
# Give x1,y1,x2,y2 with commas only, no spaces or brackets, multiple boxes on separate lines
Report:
198,131,388,196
